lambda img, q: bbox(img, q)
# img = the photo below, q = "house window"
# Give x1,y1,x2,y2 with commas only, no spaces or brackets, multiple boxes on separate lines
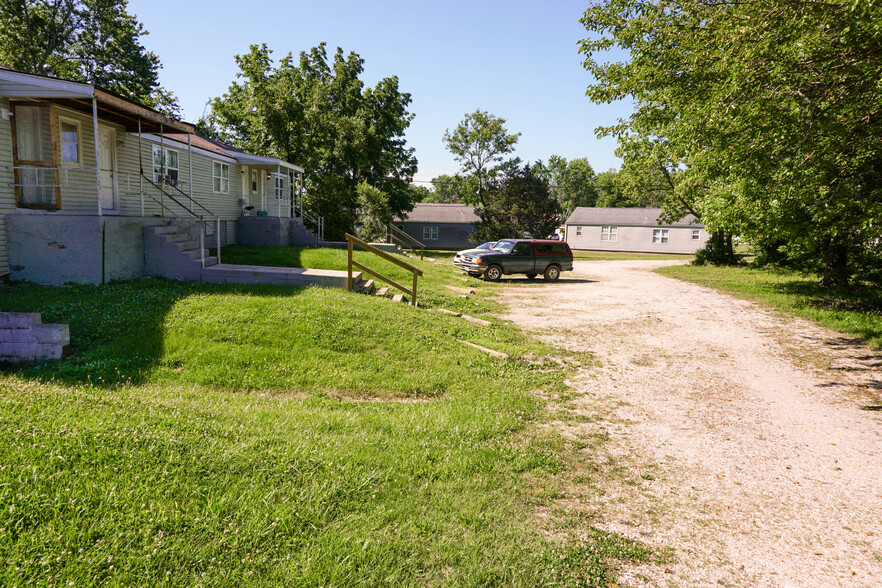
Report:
653,229,669,243
576,226,582,236
250,170,259,194
59,119,80,165
213,161,229,193
152,146,179,185
423,226,438,240
600,225,618,242
273,174,287,198
692,229,701,240
11,103,59,209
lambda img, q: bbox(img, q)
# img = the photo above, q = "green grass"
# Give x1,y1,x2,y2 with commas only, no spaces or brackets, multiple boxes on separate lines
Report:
571,249,694,261
657,264,882,349
0,265,653,585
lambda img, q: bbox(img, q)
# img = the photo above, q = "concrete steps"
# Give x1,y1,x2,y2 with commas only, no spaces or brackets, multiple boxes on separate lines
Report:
144,223,215,281
203,264,359,288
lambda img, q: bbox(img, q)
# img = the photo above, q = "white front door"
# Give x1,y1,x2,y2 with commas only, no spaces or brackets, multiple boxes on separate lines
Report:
97,126,118,211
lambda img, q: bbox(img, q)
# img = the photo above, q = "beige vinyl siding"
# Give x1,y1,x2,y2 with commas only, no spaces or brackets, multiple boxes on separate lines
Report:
0,98,14,275
566,224,708,254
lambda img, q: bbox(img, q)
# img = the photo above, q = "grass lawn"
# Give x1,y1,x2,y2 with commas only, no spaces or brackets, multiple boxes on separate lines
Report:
0,254,655,586
657,264,882,350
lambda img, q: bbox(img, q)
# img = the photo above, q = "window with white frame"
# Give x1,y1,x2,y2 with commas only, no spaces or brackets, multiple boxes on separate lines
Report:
652,229,669,243
423,226,438,240
11,103,59,208
576,226,582,236
692,229,701,240
600,225,618,242
152,146,179,185
250,170,259,194
59,119,80,165
213,161,229,193
273,174,287,198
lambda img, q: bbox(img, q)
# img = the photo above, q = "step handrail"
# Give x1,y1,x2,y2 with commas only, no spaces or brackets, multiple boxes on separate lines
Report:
141,174,222,266
345,233,423,307
387,224,425,260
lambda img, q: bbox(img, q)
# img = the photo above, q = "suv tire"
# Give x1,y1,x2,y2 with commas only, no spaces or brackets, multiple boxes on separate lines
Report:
543,265,561,281
484,264,503,282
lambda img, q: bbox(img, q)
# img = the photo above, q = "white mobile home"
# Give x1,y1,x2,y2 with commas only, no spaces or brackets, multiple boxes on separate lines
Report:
565,207,708,254
0,67,319,285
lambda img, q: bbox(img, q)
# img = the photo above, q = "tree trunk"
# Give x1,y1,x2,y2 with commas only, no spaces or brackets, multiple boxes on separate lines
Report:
819,236,850,288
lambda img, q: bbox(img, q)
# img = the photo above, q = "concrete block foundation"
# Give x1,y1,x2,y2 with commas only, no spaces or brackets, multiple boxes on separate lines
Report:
0,312,69,364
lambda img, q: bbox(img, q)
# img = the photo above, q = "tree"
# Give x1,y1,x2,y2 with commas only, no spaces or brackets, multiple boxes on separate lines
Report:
355,182,392,242
0,0,177,113
203,44,419,240
472,160,561,242
442,109,520,204
535,155,599,218
425,174,480,204
580,0,882,286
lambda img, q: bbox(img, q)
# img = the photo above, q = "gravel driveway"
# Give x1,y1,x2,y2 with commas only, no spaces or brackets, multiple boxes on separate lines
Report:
497,260,882,587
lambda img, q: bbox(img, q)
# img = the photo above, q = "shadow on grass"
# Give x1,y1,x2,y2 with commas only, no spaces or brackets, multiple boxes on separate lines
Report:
0,278,307,389
772,280,882,313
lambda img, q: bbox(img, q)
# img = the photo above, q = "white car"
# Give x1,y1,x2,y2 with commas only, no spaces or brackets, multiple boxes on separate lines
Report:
453,241,496,266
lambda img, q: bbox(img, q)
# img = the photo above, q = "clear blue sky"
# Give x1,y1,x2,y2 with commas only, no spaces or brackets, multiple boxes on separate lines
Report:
126,0,631,184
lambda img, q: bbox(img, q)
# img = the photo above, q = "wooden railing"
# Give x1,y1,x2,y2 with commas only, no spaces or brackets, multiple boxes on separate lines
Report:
387,224,425,260
346,233,423,307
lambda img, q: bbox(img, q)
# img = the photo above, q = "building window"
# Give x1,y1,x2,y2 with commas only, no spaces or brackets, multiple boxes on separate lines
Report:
423,226,438,240
152,146,179,185
653,229,669,243
576,226,582,236
11,103,59,209
600,225,618,242
250,170,259,194
213,161,229,193
692,229,701,240
59,119,80,165
273,174,287,198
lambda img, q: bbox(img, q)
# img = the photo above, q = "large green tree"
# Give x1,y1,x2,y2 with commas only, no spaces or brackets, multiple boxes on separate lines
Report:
425,174,480,204
472,160,561,242
442,109,520,205
0,0,177,114
203,44,418,240
581,0,882,286
534,155,599,218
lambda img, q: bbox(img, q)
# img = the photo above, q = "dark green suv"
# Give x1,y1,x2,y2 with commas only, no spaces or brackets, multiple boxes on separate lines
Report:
453,239,574,281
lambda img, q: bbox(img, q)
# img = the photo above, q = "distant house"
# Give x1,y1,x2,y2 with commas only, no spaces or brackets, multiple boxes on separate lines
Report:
395,203,480,250
565,207,708,254
0,66,324,285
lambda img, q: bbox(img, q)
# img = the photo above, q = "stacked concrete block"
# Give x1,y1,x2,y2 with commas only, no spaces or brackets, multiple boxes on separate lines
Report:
0,312,69,364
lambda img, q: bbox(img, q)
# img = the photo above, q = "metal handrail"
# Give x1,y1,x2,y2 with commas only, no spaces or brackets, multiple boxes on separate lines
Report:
140,174,222,266
301,209,324,242
345,233,423,307
387,224,425,260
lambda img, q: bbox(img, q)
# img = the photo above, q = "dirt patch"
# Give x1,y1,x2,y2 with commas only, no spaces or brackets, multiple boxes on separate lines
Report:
498,260,882,587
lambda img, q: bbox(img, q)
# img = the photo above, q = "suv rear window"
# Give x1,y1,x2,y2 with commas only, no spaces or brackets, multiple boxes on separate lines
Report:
536,242,569,254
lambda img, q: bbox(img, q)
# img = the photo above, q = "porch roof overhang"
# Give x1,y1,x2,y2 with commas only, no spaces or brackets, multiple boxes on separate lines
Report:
0,68,195,134
234,153,304,174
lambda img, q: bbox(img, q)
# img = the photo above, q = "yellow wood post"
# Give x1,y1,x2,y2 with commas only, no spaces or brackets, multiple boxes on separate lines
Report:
412,272,418,306
347,237,354,291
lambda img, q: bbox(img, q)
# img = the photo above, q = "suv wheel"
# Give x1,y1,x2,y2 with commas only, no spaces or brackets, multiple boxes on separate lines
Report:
484,265,503,282
543,265,561,281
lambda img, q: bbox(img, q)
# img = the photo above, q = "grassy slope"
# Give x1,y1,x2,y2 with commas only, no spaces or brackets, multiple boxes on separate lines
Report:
657,264,882,350
0,250,652,586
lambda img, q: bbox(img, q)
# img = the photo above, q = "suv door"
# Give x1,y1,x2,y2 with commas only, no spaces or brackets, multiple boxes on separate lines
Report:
505,242,536,274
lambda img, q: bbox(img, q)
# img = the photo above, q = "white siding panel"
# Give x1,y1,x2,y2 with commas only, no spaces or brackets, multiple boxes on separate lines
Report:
0,98,14,275
566,224,708,254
